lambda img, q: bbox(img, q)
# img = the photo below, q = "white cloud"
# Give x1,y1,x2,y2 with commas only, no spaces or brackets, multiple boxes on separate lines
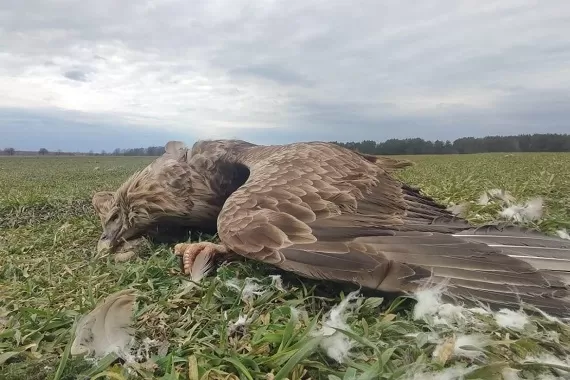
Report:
0,40,287,137
1,0,570,149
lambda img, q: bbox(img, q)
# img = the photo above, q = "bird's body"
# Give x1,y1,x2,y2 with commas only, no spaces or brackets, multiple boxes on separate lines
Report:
93,139,570,317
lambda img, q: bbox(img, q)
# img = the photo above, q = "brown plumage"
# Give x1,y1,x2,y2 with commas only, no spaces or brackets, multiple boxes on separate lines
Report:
93,139,570,317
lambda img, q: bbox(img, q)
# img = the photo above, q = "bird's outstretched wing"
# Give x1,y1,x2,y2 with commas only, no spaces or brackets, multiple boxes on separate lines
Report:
217,142,570,316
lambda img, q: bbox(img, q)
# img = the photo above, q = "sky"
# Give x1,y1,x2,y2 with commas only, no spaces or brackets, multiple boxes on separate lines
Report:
1,0,570,152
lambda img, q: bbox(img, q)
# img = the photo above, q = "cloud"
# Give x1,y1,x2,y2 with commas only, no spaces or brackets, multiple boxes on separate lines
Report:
63,70,89,82
0,107,195,152
228,64,313,87
1,0,569,150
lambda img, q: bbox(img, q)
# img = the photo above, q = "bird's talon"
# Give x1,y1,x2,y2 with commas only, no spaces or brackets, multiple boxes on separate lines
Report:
173,242,227,280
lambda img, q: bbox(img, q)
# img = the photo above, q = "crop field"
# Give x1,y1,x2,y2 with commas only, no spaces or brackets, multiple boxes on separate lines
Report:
1,152,570,380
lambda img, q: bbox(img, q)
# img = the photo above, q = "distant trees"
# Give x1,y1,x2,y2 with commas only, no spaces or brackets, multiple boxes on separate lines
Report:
331,133,570,155
83,146,165,156
108,146,166,156
104,134,570,157
2,133,570,157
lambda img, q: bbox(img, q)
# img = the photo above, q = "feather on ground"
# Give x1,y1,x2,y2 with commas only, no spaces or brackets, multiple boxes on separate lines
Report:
71,289,137,358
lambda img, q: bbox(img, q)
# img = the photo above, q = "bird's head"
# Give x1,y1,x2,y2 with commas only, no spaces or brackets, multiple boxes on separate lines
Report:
93,142,199,253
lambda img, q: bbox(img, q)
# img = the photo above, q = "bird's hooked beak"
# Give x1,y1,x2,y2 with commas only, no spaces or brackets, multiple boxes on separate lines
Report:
96,230,121,254
97,234,113,253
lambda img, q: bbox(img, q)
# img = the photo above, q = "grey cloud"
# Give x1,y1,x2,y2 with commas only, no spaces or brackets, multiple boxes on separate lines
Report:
0,108,196,152
63,69,89,82
229,64,313,86
273,87,570,143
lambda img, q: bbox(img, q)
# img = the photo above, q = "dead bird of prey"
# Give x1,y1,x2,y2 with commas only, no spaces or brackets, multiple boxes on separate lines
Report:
92,140,570,317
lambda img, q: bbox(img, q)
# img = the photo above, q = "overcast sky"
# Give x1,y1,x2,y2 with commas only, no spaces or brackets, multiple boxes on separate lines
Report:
1,1,570,151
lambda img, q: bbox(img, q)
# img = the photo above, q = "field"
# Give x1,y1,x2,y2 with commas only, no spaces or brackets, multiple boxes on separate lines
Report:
1,152,570,380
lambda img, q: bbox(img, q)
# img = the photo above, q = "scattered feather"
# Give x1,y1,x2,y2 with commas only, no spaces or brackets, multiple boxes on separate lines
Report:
71,289,137,359
289,306,300,324
313,290,360,363
468,307,492,315
488,188,516,204
447,202,469,217
477,188,515,205
225,277,266,302
433,334,488,363
412,282,470,326
452,334,489,359
228,314,252,336
412,283,446,321
189,249,216,282
438,303,469,323
433,335,455,364
494,308,530,330
556,229,570,240
500,197,543,222
477,192,490,206
269,274,285,291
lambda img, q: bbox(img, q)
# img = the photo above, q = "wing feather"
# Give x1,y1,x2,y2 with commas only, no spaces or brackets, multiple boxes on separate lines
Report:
216,142,570,316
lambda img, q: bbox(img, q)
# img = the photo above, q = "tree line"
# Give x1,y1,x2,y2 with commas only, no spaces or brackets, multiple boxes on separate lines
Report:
108,146,166,156
0,146,166,156
2,133,570,156
330,133,570,155
84,146,167,156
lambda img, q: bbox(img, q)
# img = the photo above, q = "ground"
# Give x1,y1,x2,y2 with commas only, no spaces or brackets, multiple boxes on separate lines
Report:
1,152,570,380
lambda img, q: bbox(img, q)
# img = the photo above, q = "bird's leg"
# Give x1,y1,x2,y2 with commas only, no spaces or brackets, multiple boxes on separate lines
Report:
173,242,233,281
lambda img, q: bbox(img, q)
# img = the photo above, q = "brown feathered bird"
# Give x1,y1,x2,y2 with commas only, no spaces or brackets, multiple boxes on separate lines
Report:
93,139,570,317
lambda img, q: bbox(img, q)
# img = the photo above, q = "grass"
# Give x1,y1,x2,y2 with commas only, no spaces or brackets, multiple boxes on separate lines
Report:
1,152,570,379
